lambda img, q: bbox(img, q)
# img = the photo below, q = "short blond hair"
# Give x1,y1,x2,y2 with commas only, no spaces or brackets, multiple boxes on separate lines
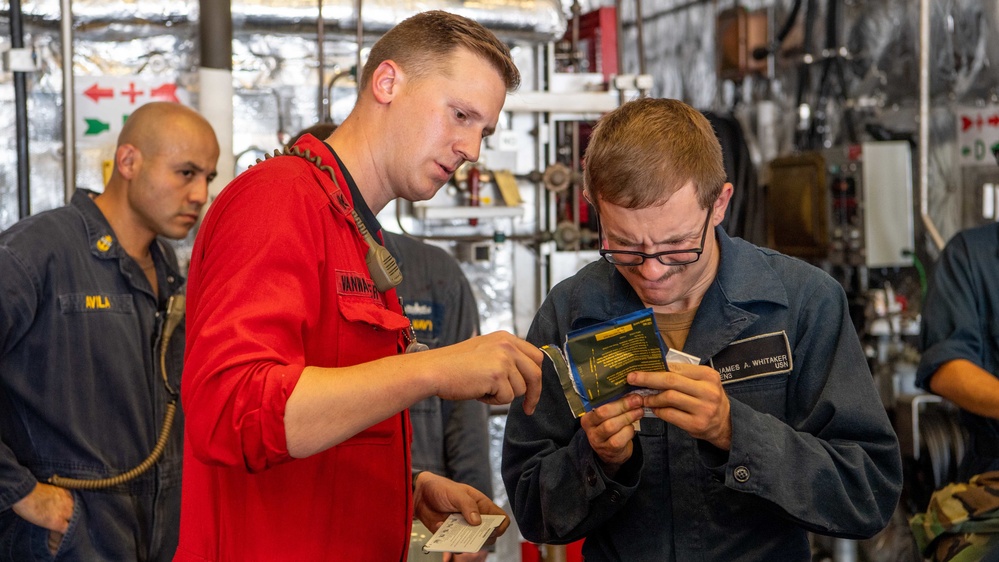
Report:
584,98,725,210
359,10,520,93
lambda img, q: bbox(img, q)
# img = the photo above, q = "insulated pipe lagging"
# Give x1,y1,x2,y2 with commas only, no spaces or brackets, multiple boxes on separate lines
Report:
919,0,945,251
61,0,75,204
12,0,31,218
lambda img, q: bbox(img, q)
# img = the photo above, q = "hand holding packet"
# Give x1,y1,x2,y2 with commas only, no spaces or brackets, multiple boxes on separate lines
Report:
539,308,701,419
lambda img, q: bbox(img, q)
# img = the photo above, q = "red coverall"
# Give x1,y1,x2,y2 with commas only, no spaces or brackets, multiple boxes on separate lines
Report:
176,135,414,561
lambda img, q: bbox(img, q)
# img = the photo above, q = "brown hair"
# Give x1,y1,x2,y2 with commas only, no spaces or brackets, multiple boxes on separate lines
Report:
288,122,337,146
359,10,520,93
584,98,725,210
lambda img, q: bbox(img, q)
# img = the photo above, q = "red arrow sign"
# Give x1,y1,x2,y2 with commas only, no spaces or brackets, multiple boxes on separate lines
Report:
150,83,179,103
962,116,974,131
84,84,114,103
989,115,999,127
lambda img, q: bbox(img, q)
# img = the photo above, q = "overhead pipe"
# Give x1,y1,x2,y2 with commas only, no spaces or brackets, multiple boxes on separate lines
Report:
12,0,566,45
612,0,651,100
318,0,327,121
614,0,628,106
644,0,711,19
11,0,31,218
468,166,481,227
392,203,543,243
569,0,582,252
634,0,647,97
199,0,235,194
317,0,358,125
61,0,75,203
355,0,364,82
919,0,945,251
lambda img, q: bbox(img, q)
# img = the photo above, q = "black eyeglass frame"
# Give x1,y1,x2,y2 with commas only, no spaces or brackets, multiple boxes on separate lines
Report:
598,207,713,267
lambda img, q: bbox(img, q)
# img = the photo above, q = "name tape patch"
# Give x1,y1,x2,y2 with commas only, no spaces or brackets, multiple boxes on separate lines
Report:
58,293,135,314
336,269,378,299
709,331,792,384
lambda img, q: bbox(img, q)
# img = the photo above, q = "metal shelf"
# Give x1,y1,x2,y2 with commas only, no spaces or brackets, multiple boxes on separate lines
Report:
411,205,524,220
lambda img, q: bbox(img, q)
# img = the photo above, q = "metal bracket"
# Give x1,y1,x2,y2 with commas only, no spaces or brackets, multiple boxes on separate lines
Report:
896,392,943,461
2,47,38,73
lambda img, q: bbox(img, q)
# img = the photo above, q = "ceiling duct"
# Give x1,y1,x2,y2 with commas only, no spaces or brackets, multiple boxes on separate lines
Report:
5,0,567,43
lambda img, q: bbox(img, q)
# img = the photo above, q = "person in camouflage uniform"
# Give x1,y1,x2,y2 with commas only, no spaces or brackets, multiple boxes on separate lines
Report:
911,471,999,561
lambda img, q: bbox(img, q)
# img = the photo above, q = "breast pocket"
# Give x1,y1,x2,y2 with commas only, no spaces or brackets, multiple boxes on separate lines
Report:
336,296,410,361
724,374,790,421
57,293,139,350
336,296,411,445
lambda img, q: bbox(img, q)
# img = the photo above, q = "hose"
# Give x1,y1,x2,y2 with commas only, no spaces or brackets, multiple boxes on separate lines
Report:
48,402,177,490
48,295,184,489
255,145,401,291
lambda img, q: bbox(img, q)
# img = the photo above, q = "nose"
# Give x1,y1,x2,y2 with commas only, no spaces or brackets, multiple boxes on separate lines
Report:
634,257,668,280
456,130,482,163
190,177,210,207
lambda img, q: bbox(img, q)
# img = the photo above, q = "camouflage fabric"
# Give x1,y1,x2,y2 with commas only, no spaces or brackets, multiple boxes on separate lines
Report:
910,471,999,561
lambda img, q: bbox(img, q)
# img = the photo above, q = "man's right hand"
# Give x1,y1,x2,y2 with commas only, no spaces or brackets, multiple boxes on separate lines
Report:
580,393,644,474
12,482,73,534
428,331,544,414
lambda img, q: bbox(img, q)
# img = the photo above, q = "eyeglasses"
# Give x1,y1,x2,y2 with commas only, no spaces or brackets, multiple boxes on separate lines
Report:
598,207,712,267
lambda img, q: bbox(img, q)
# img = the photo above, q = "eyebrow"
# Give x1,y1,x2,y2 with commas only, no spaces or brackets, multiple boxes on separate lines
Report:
179,161,207,173
609,228,696,247
455,101,496,137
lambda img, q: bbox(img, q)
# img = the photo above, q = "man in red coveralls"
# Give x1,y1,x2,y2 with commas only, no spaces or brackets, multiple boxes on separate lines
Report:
176,10,542,562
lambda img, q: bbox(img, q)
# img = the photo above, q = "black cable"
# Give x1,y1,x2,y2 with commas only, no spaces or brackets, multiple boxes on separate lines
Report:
776,0,804,44
833,57,858,143
794,0,818,150
11,0,31,218
752,0,804,61
803,0,858,147
825,0,856,144
806,0,837,148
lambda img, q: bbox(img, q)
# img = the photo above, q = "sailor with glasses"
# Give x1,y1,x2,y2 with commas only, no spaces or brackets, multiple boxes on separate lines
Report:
597,207,712,267
502,98,902,561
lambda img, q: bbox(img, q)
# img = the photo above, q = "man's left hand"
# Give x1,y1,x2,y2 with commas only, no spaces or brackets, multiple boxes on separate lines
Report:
413,471,509,544
628,362,732,450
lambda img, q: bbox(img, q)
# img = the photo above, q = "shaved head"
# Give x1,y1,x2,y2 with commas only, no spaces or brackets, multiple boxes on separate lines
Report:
117,101,217,163
97,101,220,250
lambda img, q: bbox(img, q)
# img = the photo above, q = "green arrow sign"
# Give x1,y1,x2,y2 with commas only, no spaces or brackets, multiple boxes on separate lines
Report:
84,118,110,136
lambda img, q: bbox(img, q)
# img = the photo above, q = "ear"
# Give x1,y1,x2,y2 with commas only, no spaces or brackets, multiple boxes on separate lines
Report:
370,60,402,104
712,182,734,225
115,144,140,181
